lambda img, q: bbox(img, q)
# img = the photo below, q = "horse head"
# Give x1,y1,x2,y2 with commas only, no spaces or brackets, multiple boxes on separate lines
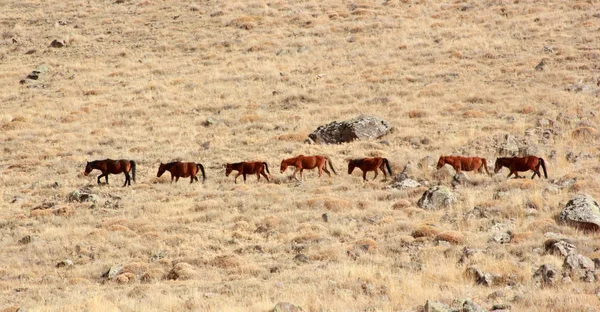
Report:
436,156,446,169
83,161,93,176
493,158,504,173
157,163,167,177
225,163,233,176
347,160,356,174
280,160,288,173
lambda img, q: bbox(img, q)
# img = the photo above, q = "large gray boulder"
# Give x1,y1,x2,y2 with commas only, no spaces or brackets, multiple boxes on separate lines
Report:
417,186,456,210
308,115,390,144
558,194,600,231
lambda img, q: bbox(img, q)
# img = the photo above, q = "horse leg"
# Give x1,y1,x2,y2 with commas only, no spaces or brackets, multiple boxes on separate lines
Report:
380,165,387,180
256,172,260,182
123,172,130,187
97,174,103,185
175,176,180,183
234,173,242,184
293,168,301,181
190,176,194,184
373,169,379,180
170,174,174,184
261,171,269,182
243,174,247,183
322,166,331,177
362,171,367,181
105,174,109,185
506,171,513,179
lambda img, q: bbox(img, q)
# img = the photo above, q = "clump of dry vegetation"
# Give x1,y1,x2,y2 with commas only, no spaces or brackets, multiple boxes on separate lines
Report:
1,0,600,311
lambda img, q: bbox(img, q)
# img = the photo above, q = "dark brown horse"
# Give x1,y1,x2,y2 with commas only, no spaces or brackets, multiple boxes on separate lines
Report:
225,161,270,183
157,162,206,183
437,156,490,175
280,155,337,181
348,157,393,181
84,159,136,187
494,156,547,179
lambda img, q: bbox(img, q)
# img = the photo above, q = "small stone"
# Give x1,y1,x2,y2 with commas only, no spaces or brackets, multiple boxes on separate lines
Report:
49,39,66,48
56,259,74,268
294,254,309,263
102,265,123,279
321,213,328,222
273,302,304,312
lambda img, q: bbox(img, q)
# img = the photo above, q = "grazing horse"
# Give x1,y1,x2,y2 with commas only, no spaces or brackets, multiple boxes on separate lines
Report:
84,159,136,187
348,157,393,181
494,156,548,180
225,161,270,183
280,155,337,181
157,162,206,183
437,156,490,175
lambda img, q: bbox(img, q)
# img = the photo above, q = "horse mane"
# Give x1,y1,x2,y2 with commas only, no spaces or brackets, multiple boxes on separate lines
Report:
350,158,364,165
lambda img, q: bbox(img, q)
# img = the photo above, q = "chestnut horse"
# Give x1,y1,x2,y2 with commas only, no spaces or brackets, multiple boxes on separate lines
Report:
494,156,547,179
348,157,393,181
84,159,136,187
157,162,206,183
225,161,270,183
280,155,337,181
437,156,490,175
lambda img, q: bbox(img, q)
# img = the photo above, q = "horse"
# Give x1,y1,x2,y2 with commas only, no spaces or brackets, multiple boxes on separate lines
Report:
437,156,490,175
280,155,337,181
494,156,547,179
157,162,206,183
347,157,393,181
225,161,270,183
84,159,136,187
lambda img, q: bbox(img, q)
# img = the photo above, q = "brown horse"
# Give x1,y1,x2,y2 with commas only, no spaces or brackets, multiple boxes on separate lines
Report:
157,162,206,183
280,155,337,181
84,159,136,187
494,156,547,179
348,157,393,181
225,161,270,183
437,156,490,175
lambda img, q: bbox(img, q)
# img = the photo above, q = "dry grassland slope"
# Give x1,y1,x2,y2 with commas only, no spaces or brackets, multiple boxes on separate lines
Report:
1,0,600,311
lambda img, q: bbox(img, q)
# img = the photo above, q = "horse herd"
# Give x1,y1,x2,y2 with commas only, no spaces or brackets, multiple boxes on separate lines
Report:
83,154,548,187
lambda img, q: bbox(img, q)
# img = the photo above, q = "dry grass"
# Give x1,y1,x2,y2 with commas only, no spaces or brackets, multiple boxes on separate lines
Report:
1,0,600,311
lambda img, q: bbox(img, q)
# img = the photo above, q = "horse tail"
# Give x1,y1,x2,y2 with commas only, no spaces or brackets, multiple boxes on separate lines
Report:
539,158,548,178
482,158,490,176
383,158,393,175
130,160,136,182
263,162,270,174
327,157,337,175
197,163,206,182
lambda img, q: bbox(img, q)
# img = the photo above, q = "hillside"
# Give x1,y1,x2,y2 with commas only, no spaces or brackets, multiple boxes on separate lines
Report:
1,0,600,311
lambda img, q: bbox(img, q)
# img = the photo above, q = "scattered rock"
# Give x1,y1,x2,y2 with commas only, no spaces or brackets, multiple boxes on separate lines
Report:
18,235,36,245
49,39,66,48
558,194,600,231
202,117,219,127
488,231,512,244
321,213,328,222
451,298,486,312
423,300,450,312
451,172,470,187
56,259,74,268
491,303,511,311
293,254,309,263
533,264,558,287
273,302,303,312
534,59,546,71
308,115,391,144
563,254,595,282
417,185,456,210
465,267,497,286
102,265,123,279
69,189,99,203
544,238,576,257
390,177,421,189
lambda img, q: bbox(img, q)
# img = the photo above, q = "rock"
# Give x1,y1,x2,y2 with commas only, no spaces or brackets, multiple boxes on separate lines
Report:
423,300,450,312
293,254,309,263
1,307,21,312
102,265,123,279
451,298,486,312
488,232,512,244
56,259,74,268
49,39,66,48
417,185,456,210
544,238,576,257
166,262,197,280
563,254,595,282
451,172,470,187
18,235,36,245
308,115,391,144
558,194,600,231
533,264,558,287
491,303,511,311
69,189,99,203
390,178,421,189
321,213,328,222
465,267,496,286
273,302,303,312
202,117,219,127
